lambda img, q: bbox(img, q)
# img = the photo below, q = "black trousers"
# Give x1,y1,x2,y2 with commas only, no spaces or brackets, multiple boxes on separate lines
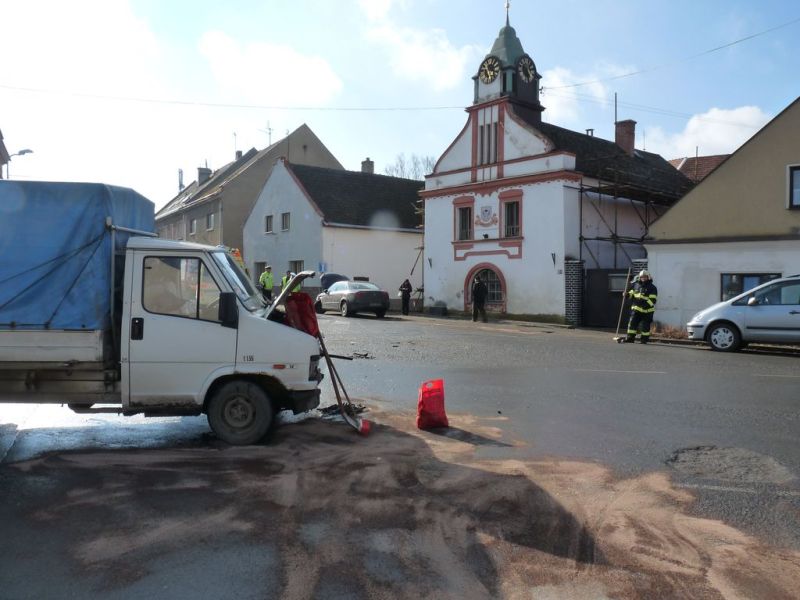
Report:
472,303,487,323
401,294,410,315
626,311,653,342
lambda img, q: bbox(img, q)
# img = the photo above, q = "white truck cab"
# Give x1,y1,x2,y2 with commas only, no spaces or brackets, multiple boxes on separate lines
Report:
0,236,322,445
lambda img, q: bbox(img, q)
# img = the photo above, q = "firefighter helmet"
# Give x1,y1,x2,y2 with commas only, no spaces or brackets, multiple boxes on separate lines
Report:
638,270,651,280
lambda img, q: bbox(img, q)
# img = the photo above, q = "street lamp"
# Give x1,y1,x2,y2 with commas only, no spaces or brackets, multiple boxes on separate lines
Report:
6,148,33,179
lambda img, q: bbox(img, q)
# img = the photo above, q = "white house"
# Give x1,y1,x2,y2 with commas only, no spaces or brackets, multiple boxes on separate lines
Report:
243,158,424,300
646,96,800,328
422,17,692,324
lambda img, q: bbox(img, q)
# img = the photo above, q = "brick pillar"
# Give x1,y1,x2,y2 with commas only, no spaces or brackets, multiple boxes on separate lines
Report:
564,259,584,326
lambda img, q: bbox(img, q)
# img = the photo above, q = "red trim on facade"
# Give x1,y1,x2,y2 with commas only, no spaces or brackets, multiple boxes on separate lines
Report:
470,112,478,182
427,149,576,181
452,238,522,261
432,114,471,175
420,169,581,198
452,195,475,242
463,262,508,313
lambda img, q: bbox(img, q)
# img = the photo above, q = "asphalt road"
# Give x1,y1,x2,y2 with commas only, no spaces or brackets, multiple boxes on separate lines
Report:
1,312,799,598
317,313,800,550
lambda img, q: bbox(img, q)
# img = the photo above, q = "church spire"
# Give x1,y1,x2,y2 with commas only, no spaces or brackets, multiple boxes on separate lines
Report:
505,1,510,27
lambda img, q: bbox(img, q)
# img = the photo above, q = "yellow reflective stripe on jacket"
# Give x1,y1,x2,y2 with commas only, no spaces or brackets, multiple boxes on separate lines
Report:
632,305,655,313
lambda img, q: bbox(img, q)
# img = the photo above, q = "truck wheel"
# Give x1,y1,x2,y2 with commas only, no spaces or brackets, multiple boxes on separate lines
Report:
207,380,275,445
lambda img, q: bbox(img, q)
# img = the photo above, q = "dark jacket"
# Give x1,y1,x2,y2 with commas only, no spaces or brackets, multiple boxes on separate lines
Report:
628,279,658,314
399,280,412,298
472,280,488,306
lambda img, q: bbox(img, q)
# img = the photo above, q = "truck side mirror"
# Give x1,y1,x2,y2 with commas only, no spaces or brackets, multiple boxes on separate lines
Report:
218,292,239,328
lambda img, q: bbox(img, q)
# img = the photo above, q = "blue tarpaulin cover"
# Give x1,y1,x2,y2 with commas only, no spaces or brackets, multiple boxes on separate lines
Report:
0,181,155,330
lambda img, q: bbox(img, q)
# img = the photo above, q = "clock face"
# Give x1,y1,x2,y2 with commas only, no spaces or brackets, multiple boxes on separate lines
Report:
517,56,536,83
478,56,501,84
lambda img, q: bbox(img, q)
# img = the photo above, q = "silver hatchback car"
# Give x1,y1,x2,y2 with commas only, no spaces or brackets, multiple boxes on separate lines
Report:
686,274,800,352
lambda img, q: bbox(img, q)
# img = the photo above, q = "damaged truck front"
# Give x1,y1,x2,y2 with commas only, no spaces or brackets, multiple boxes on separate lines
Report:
0,181,322,444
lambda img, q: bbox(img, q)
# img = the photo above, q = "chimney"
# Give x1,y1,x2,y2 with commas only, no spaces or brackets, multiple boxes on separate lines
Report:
615,119,636,155
178,168,184,191
361,157,374,174
235,150,243,160
197,166,212,185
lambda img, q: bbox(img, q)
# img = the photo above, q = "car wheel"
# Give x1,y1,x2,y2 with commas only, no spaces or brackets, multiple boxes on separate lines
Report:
707,322,741,352
341,301,351,317
314,301,324,314
207,380,274,445
375,309,386,318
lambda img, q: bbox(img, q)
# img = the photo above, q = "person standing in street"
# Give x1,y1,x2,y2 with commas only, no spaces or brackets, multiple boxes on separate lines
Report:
399,279,413,316
259,265,274,302
281,270,301,293
471,275,488,323
624,270,658,343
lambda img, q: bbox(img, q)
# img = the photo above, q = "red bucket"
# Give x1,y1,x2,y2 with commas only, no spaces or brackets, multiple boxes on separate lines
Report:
416,379,448,430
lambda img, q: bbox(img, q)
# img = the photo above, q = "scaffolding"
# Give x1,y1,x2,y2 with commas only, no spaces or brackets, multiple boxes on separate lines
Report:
572,163,682,270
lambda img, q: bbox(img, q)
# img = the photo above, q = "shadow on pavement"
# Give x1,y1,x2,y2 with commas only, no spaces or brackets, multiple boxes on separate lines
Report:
0,417,600,599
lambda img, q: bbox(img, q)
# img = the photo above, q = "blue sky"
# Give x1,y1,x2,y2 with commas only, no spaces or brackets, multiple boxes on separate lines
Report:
1,0,798,208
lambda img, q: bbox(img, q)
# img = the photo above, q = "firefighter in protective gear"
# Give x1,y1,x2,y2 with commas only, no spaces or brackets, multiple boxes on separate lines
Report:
625,270,657,343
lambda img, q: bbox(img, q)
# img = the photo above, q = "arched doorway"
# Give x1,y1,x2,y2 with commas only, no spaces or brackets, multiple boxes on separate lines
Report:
464,263,507,313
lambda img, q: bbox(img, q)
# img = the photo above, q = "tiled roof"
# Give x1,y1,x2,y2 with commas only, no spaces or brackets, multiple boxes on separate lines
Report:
668,154,729,183
511,105,694,204
289,164,424,230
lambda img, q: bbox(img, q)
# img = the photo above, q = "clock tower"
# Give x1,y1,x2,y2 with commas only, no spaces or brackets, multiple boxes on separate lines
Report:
473,13,544,121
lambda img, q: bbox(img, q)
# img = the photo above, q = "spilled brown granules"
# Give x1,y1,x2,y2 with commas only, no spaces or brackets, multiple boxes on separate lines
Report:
9,410,800,599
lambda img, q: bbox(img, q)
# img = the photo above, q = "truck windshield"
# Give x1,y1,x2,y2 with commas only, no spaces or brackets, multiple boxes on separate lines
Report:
212,251,262,311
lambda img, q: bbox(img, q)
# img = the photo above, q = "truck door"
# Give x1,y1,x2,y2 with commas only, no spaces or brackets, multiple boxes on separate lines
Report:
127,252,237,408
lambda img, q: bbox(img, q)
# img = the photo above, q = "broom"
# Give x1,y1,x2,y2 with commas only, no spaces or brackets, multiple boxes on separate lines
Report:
613,267,633,343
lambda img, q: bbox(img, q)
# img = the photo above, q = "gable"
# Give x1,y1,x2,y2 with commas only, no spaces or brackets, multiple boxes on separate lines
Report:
649,97,800,242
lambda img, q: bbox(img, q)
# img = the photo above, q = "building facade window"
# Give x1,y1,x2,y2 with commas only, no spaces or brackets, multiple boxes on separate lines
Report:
189,218,197,235
453,196,475,241
457,206,473,240
721,273,781,301
477,120,498,165
206,213,215,231
790,165,800,209
264,215,273,233
499,190,522,238
289,259,304,274
477,268,503,303
281,212,291,231
503,201,520,237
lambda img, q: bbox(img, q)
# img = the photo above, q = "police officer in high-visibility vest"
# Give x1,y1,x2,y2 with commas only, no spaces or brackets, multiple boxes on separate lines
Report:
624,270,658,344
258,265,274,302
281,270,301,293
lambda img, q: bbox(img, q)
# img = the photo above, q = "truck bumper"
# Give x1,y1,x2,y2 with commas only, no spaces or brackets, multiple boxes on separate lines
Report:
288,387,321,414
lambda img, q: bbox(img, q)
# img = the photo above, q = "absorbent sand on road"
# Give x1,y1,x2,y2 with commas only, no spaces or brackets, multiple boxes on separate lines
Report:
2,409,799,600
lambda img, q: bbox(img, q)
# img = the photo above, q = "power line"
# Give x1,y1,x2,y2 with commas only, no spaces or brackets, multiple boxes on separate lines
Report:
0,83,462,112
544,15,800,90
543,89,763,129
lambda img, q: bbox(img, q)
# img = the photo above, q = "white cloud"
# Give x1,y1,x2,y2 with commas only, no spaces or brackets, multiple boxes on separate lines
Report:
539,63,635,126
645,106,771,159
365,25,483,92
198,31,342,106
358,0,401,22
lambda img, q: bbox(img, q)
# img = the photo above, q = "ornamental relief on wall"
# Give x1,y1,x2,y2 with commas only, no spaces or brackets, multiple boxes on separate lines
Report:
474,205,498,227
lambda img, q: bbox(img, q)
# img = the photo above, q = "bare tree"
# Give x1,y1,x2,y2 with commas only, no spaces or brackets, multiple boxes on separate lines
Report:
384,153,436,180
